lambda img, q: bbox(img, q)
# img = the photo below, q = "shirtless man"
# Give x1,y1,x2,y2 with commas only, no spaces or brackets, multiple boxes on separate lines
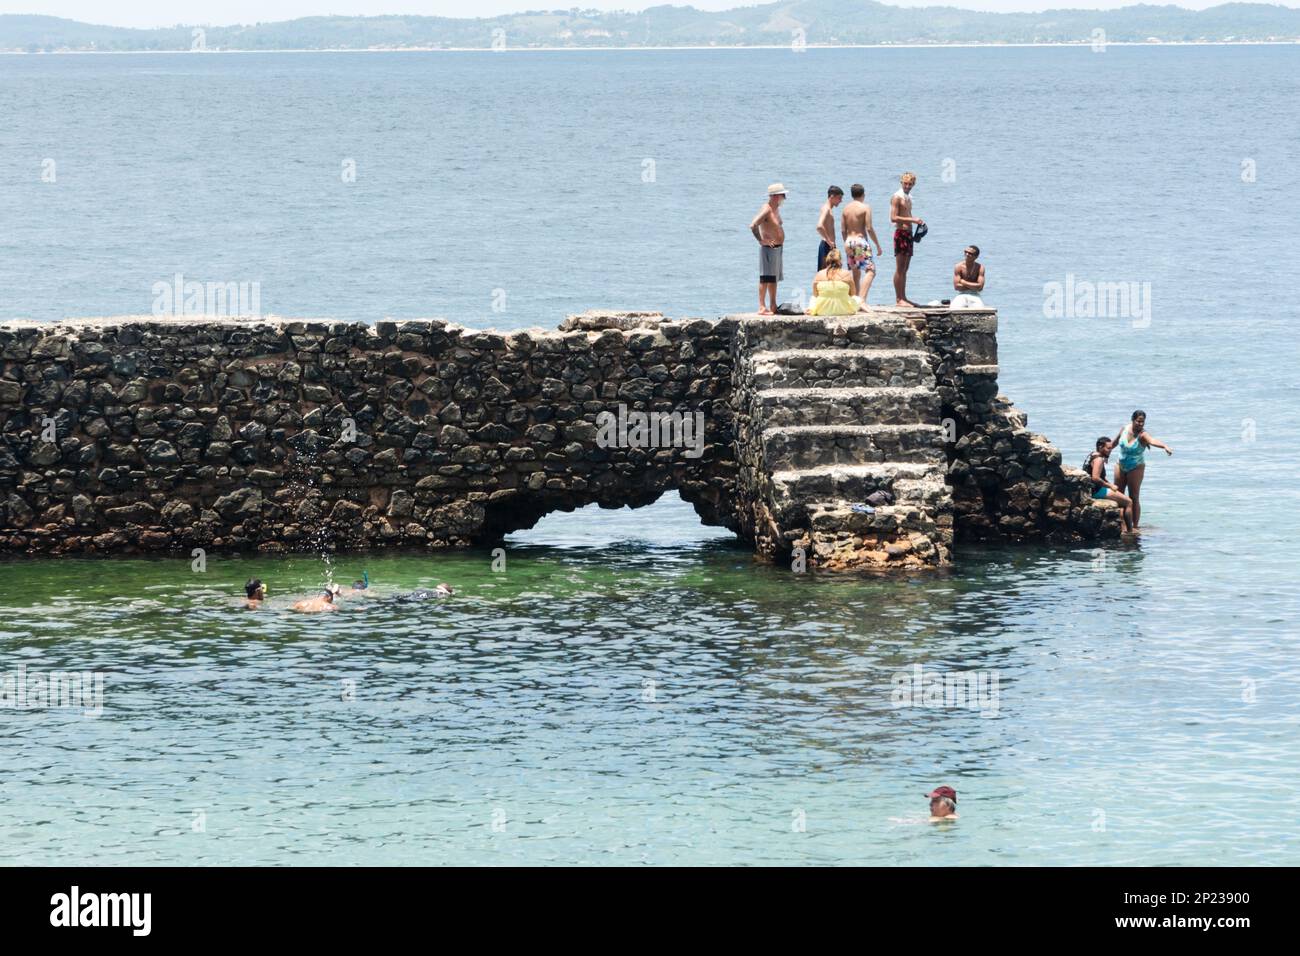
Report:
840,183,884,303
816,185,843,272
890,172,925,306
244,578,266,609
950,245,985,308
750,183,787,315
292,584,341,613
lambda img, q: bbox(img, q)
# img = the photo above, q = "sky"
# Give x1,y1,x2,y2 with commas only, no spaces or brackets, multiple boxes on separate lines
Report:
3,1,1297,30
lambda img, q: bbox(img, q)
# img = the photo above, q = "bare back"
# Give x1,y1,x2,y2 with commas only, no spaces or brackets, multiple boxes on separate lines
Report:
842,200,869,238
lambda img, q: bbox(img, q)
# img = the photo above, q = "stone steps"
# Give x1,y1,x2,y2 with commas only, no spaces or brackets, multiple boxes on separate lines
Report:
769,462,939,512
736,313,957,568
761,424,946,470
747,348,934,390
809,498,947,538
752,386,940,428
737,315,925,352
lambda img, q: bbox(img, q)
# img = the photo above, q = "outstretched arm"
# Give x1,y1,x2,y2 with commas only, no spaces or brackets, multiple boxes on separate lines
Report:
1142,433,1174,454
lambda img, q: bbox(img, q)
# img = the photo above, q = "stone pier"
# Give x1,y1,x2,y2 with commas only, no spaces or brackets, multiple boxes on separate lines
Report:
0,309,1120,567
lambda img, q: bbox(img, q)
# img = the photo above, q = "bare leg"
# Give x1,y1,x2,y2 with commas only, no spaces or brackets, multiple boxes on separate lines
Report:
850,266,861,297
758,282,773,315
1108,490,1134,532
1126,464,1146,528
860,264,877,304
894,253,915,306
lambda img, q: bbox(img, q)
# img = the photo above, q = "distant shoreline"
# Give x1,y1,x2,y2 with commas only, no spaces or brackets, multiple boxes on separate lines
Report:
2,39,1299,55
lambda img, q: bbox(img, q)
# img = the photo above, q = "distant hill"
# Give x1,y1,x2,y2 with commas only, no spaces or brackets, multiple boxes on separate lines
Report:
3,4,1300,52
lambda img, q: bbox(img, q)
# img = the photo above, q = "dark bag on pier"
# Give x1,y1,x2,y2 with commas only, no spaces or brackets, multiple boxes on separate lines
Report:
775,302,804,315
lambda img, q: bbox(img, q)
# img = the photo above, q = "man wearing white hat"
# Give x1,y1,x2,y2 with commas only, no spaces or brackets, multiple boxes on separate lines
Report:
750,183,787,315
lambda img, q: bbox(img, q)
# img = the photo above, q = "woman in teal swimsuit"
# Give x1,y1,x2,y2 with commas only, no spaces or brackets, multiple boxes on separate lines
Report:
1112,410,1173,530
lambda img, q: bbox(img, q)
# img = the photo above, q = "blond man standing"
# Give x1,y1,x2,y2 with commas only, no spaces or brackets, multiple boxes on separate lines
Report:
890,172,925,306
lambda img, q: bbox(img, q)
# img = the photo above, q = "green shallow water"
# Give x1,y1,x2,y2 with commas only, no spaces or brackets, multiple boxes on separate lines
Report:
1,495,1296,866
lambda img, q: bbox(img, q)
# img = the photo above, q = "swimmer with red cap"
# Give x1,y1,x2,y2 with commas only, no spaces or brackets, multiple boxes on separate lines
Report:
927,786,958,821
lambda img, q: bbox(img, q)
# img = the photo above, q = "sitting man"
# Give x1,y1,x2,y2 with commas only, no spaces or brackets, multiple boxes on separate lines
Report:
950,245,986,309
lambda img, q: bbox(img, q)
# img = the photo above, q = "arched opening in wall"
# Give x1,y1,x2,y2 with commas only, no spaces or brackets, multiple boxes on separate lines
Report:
505,490,737,552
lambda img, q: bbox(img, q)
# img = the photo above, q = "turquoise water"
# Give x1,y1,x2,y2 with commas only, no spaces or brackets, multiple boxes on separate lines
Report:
1,46,1299,864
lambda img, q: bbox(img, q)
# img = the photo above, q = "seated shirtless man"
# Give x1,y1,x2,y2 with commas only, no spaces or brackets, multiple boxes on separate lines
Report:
950,245,985,308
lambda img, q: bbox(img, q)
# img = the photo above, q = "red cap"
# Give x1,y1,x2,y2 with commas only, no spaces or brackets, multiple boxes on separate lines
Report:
926,786,957,803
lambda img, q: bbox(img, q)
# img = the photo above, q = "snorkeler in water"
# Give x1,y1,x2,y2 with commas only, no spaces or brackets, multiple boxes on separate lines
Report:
244,578,266,609
393,583,454,603
337,570,371,599
292,584,341,613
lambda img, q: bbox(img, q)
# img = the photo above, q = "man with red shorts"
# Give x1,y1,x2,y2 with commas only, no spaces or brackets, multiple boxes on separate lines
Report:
890,171,925,307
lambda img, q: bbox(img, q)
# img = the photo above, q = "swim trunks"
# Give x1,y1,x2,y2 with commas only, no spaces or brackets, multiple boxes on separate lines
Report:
894,227,914,257
845,235,875,272
759,243,783,283
817,240,833,272
1092,486,1110,499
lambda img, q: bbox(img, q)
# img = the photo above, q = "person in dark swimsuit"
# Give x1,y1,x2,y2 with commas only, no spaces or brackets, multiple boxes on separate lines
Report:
393,583,454,603
1085,436,1134,533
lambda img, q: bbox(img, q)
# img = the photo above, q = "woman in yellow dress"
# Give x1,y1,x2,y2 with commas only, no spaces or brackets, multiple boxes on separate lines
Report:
806,248,862,315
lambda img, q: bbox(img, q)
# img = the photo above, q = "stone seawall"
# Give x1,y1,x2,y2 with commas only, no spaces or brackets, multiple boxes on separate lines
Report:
0,313,739,555
0,309,1119,565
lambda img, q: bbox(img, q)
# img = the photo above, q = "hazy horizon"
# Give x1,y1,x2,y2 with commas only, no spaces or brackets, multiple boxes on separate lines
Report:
5,0,1299,32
